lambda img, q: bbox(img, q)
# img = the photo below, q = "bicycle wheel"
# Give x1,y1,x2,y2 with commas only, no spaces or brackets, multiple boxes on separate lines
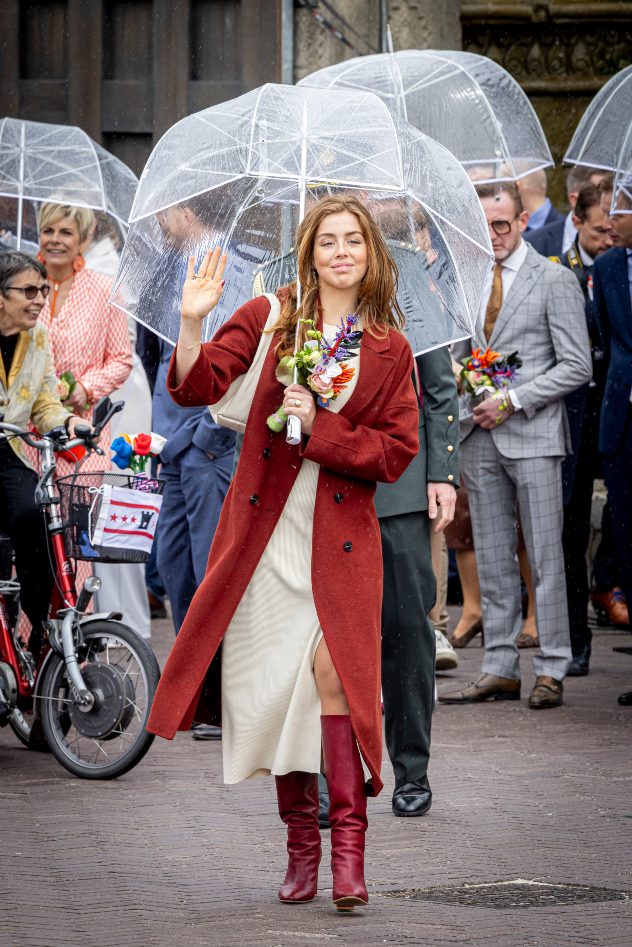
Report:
9,705,49,751
39,620,160,779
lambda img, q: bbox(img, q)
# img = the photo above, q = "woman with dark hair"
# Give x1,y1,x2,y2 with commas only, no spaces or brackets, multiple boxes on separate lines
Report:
147,196,419,910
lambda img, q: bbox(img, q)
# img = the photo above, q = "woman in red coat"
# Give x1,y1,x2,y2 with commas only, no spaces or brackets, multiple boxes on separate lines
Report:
147,196,419,910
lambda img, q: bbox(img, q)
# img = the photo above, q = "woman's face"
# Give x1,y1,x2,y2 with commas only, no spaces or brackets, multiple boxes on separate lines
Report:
312,211,368,293
39,216,83,269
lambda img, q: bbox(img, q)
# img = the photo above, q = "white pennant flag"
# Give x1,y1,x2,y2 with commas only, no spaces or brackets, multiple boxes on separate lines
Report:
91,485,163,554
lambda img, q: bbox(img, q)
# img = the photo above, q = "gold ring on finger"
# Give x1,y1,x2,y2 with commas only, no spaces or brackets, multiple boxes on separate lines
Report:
294,399,302,407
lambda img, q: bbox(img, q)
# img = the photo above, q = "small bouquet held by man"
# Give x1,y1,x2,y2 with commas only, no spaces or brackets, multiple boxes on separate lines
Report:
458,346,522,421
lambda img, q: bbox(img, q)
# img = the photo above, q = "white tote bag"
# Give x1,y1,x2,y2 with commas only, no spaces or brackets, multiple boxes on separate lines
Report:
209,293,281,434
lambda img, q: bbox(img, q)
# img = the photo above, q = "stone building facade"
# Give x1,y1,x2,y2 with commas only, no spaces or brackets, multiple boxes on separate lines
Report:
0,0,627,205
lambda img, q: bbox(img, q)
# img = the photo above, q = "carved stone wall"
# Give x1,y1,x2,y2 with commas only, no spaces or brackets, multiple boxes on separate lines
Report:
462,1,632,208
293,0,461,83
389,0,462,51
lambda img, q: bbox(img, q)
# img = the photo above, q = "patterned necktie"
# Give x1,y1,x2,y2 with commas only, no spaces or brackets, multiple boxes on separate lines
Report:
484,263,504,342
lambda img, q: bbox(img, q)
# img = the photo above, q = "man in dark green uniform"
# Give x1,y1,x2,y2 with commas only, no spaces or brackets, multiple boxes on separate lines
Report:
373,240,459,816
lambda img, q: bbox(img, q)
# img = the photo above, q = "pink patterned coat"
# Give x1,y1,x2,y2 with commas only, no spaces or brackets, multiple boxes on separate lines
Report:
37,267,133,477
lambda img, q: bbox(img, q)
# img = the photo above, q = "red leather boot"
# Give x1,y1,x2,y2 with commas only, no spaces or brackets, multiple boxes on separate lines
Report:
321,715,369,911
275,771,321,903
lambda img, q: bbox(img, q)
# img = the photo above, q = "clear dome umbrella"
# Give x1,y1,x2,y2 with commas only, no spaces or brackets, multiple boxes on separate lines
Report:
0,117,138,251
564,64,632,213
113,82,492,363
298,49,552,185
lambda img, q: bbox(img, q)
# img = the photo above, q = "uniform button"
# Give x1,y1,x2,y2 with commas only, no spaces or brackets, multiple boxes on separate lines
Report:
335,493,343,503
250,494,258,505
344,541,353,552
448,474,454,482
263,448,270,458
448,415,453,422
447,445,454,452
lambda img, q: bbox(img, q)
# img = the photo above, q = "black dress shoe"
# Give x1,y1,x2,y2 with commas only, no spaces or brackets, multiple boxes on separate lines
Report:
618,690,632,706
192,724,222,740
567,643,591,677
317,773,331,828
392,776,432,817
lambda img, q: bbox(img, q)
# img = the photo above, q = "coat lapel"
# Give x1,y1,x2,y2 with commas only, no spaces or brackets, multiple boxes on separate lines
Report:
0,330,32,390
340,328,395,421
487,248,537,348
612,248,632,329
8,331,33,389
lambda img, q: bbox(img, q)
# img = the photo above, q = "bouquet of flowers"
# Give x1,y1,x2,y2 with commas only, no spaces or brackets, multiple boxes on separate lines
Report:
459,347,522,407
111,432,167,474
267,313,363,433
55,370,89,410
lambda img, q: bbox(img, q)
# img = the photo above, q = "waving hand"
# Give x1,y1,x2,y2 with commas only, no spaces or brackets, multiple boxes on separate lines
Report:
181,247,227,324
177,247,227,385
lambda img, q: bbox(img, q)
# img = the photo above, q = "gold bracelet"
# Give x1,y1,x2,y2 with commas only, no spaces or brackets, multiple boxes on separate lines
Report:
182,340,202,351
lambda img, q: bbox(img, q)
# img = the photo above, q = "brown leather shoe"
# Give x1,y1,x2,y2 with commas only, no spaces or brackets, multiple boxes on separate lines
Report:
592,587,630,628
515,632,539,648
528,676,563,709
438,673,520,703
447,618,484,649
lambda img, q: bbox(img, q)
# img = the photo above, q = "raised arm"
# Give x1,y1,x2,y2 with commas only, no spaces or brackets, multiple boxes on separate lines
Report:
175,248,227,386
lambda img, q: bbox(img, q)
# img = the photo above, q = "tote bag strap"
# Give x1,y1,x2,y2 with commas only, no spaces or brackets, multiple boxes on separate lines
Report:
209,293,281,433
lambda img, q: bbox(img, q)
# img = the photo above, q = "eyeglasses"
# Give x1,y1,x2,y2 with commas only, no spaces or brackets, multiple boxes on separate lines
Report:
487,216,519,236
6,284,50,299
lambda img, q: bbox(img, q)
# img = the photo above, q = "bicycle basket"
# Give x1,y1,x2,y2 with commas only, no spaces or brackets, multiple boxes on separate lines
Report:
57,472,165,564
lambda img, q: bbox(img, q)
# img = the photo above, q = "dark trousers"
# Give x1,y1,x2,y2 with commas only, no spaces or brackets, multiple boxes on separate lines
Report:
380,511,436,785
562,386,601,650
593,501,620,592
602,405,632,608
0,444,54,652
156,444,233,633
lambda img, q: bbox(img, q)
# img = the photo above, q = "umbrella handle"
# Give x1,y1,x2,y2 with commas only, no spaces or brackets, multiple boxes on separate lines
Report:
286,413,302,445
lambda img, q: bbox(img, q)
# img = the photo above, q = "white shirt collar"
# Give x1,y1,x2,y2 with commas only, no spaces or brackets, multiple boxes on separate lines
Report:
578,242,594,266
497,238,528,273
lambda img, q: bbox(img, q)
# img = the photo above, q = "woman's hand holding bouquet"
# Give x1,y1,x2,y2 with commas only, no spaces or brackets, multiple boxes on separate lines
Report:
267,313,362,435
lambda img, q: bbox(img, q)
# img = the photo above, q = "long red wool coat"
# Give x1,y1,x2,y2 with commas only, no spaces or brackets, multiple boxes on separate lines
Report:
146,293,419,796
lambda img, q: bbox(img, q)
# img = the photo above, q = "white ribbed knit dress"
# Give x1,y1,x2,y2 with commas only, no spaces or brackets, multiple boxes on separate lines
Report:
221,324,360,783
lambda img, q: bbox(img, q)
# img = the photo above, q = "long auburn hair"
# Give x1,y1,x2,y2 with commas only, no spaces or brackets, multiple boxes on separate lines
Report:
271,196,405,357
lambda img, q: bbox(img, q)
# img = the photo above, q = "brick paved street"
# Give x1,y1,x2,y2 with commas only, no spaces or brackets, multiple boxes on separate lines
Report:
2,612,631,947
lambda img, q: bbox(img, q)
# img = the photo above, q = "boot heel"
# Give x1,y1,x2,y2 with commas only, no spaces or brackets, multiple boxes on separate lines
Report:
334,895,368,911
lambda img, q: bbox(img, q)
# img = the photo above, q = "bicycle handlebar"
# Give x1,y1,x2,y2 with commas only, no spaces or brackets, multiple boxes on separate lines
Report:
0,421,91,452
0,397,124,453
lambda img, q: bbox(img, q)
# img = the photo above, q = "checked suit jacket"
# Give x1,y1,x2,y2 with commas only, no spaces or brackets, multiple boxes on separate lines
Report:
451,243,592,458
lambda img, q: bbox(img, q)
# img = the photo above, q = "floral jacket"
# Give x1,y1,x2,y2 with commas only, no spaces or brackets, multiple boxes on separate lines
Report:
0,324,69,470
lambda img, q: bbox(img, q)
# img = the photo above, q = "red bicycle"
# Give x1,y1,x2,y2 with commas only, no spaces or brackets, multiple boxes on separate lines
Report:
0,398,160,779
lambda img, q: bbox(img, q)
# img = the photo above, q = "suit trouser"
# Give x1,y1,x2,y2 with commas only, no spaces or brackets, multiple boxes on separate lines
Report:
593,501,620,591
156,444,233,633
380,511,436,785
602,405,632,609
460,427,571,681
562,385,602,650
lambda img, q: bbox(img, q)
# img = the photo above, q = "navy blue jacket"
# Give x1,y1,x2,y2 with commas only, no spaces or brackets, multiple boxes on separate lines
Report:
524,217,566,260
593,246,632,455
137,323,235,466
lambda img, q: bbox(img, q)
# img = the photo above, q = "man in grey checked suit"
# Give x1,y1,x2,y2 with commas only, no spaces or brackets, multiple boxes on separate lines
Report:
440,181,592,710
